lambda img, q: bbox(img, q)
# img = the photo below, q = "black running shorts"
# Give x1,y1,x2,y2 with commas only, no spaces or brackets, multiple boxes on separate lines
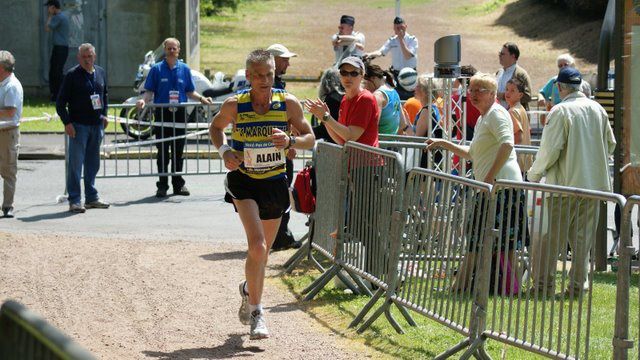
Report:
224,170,290,220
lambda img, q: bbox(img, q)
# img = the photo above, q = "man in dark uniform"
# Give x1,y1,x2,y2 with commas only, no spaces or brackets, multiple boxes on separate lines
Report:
266,44,301,251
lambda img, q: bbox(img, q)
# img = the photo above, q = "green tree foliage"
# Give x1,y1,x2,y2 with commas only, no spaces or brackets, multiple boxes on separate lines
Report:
200,0,240,16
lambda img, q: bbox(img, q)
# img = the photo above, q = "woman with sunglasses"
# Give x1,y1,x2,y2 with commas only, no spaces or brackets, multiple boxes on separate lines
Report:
425,73,524,293
362,64,411,135
304,57,379,147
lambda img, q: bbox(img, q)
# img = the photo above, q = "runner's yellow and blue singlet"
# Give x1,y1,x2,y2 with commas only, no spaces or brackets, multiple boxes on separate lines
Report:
232,88,289,180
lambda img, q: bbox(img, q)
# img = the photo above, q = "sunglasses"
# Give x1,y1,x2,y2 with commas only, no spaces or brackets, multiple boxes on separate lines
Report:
340,69,361,77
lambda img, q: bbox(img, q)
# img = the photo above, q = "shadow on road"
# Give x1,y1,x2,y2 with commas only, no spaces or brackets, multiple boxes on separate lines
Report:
494,0,603,63
142,333,264,359
110,195,165,207
200,250,246,262
18,211,76,222
266,301,302,314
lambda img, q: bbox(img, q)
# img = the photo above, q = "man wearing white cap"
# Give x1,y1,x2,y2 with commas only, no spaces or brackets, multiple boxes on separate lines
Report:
266,44,297,90
266,44,301,251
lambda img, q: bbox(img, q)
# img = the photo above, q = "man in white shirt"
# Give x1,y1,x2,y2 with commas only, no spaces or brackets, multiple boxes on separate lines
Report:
528,67,616,295
495,42,531,109
0,51,23,218
365,17,418,73
331,15,365,66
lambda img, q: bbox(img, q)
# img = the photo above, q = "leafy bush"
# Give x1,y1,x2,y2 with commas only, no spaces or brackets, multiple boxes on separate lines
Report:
200,0,240,16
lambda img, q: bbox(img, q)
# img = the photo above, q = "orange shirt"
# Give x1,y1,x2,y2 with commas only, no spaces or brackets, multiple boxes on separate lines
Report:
403,97,422,125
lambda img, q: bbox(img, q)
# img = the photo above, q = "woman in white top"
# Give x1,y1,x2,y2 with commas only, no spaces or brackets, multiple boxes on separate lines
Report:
425,73,525,293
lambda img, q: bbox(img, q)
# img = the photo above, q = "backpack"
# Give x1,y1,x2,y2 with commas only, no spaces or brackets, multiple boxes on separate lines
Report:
292,166,316,214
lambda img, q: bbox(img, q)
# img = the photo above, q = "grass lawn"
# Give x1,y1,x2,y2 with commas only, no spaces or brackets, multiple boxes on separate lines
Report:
20,97,63,132
276,254,640,359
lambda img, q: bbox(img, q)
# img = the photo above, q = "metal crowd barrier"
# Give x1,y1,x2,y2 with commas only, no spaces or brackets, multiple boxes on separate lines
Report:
471,181,626,359
60,102,313,182
356,168,493,354
301,142,416,330
614,195,640,359
0,300,95,359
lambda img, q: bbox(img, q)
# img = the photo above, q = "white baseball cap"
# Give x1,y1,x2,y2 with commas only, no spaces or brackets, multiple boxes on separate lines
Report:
266,44,297,58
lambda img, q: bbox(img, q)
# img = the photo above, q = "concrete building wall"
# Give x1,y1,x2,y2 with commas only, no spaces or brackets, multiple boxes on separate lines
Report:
0,0,199,101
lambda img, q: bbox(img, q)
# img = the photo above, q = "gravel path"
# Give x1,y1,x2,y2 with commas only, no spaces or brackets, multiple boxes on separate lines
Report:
0,232,378,359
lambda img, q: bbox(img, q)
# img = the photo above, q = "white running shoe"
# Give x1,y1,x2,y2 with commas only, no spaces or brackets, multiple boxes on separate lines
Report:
238,281,250,325
249,310,270,340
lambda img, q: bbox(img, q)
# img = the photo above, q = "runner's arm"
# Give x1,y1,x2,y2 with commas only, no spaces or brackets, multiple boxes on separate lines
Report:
210,97,242,170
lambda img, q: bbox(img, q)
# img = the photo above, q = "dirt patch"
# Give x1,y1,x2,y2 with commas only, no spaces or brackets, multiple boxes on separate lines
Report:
0,232,381,359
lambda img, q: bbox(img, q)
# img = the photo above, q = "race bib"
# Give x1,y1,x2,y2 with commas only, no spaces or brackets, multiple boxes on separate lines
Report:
243,141,285,169
169,90,180,104
90,94,102,110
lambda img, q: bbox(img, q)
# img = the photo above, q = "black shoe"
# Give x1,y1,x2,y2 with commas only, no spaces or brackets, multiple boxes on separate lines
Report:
156,187,168,198
173,186,190,196
272,240,302,252
2,207,14,218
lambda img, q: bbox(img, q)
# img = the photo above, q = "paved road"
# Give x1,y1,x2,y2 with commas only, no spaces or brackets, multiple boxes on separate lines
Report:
1,158,309,243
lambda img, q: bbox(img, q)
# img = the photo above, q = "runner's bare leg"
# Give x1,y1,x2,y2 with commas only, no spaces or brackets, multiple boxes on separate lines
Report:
233,198,282,305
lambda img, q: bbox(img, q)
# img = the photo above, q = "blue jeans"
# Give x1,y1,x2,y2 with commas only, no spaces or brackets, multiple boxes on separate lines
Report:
67,123,103,205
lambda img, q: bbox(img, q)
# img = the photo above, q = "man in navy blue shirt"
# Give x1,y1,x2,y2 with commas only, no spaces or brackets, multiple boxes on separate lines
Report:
45,0,69,102
136,37,212,197
56,43,110,213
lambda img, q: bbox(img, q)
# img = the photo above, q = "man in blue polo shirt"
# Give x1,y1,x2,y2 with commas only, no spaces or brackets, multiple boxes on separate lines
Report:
56,43,110,213
136,37,212,198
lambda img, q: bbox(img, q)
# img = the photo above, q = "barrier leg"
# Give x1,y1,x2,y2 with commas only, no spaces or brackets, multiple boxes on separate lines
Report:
336,270,361,295
383,306,405,334
283,239,309,273
434,338,471,360
459,336,487,360
302,264,340,301
394,302,417,326
475,345,492,360
345,271,373,297
356,299,391,334
349,288,385,328
309,253,325,272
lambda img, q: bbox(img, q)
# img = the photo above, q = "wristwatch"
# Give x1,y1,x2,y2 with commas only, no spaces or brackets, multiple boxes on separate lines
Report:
322,112,330,122
286,135,296,149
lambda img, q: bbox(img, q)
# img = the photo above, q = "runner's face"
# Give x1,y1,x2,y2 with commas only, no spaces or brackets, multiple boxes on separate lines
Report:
247,62,275,91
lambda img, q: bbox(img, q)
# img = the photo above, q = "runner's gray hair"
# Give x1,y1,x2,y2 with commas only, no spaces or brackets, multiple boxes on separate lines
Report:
246,49,274,69
0,51,15,73
78,43,95,54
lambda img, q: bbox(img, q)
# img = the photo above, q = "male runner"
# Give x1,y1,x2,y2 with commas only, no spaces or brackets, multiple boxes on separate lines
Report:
209,49,315,339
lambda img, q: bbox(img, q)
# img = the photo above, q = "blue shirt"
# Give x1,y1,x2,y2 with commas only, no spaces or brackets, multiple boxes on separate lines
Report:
56,65,108,125
143,60,195,104
49,12,70,46
539,76,561,106
378,86,401,134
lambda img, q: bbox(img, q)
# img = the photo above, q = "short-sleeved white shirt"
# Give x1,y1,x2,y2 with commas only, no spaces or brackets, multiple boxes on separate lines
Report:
378,33,418,70
0,73,23,128
332,31,365,63
469,103,522,182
